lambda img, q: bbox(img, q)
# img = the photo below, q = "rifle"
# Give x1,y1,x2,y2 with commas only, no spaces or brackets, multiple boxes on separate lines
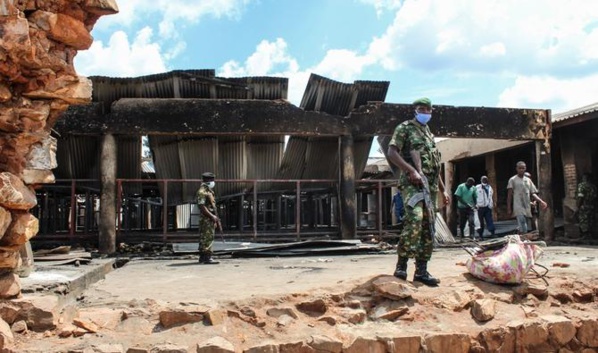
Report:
406,150,436,243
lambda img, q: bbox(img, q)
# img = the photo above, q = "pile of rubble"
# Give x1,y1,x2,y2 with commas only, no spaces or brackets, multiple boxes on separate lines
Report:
116,242,174,257
1,271,596,352
0,1,118,298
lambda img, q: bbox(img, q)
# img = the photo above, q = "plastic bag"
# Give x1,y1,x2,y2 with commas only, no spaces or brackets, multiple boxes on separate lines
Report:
466,235,543,284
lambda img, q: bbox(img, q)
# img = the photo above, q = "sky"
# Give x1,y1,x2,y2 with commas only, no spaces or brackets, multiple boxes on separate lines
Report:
75,0,598,156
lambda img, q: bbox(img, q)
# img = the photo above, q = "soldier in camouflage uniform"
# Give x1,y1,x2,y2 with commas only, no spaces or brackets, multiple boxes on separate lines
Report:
196,172,220,264
576,173,597,238
386,97,450,286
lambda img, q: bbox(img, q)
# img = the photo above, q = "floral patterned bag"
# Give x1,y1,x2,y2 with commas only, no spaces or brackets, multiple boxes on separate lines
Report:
465,235,543,284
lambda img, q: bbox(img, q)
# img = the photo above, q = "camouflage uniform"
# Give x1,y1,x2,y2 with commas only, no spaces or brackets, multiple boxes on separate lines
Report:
389,120,441,261
197,183,216,256
576,180,597,234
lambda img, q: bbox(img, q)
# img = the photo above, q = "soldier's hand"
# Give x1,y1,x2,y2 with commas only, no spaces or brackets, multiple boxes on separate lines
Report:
408,170,423,185
442,191,450,205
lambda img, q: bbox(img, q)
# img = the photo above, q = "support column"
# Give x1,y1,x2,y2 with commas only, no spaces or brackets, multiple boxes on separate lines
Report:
340,135,356,239
485,154,498,220
536,141,554,241
444,161,456,235
100,133,117,254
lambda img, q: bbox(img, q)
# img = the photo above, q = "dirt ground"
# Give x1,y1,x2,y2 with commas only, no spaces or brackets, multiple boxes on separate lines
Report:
10,246,598,352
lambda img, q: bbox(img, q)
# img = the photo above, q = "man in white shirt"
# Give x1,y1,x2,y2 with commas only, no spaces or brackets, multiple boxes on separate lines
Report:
475,176,495,239
507,162,548,234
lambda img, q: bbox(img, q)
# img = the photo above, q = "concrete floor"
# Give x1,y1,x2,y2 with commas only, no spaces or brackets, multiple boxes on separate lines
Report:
73,245,597,307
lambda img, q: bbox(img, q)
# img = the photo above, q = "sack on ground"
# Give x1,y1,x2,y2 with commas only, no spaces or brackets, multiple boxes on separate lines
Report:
466,235,542,284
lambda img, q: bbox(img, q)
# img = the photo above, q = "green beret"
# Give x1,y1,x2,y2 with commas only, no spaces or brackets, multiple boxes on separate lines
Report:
413,97,432,108
202,172,215,180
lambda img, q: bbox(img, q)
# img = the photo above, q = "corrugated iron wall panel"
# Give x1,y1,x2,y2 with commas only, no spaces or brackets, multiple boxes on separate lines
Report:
218,137,247,196
303,138,339,188
247,136,284,192
354,137,374,178
117,136,142,195
148,135,182,205
55,136,100,179
277,137,307,180
178,138,218,203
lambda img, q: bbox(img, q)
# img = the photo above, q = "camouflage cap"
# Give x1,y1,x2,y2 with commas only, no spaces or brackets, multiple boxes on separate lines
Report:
413,97,432,108
202,172,215,180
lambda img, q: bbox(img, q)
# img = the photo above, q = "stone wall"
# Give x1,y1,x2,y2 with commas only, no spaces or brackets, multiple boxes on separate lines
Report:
0,0,117,298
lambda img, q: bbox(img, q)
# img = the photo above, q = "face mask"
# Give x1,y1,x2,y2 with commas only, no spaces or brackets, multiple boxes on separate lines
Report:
482,181,488,185
207,181,215,189
415,112,432,125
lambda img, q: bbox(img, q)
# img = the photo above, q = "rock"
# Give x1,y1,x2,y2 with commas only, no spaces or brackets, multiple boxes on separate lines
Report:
0,251,21,272
296,299,327,316
577,318,598,347
72,318,99,333
127,348,150,353
240,307,256,318
266,307,299,319
510,320,550,351
378,335,421,353
373,307,409,321
205,308,227,326
0,206,12,238
92,344,124,353
22,169,55,184
0,318,14,349
149,344,188,353
308,335,342,353
84,0,120,15
30,11,92,50
116,317,153,335
343,337,385,353
478,327,515,353
425,333,471,353
78,307,123,331
0,84,11,102
10,320,27,334
0,172,37,210
471,299,496,322
572,289,594,303
372,275,414,300
159,308,204,328
0,302,20,324
526,282,549,299
196,336,235,353
244,344,279,353
2,212,39,246
276,314,295,327
317,316,336,326
346,300,362,309
337,308,366,324
551,290,573,304
14,295,58,332
25,135,57,170
541,315,576,347
430,289,475,312
0,273,21,299
279,341,315,353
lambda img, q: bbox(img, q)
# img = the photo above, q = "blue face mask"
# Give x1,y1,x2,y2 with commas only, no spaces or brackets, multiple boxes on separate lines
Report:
415,111,432,125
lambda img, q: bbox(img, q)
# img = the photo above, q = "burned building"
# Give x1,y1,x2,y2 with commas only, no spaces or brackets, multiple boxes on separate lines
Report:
33,70,551,252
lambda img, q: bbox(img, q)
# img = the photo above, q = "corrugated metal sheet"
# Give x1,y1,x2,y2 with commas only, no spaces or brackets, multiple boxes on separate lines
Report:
552,101,598,124
280,74,388,182
178,138,218,202
247,136,284,192
218,137,247,196
148,135,182,205
117,136,141,195
55,136,100,179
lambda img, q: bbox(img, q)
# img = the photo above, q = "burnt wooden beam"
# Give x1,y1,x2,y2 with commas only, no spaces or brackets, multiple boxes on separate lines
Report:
348,102,551,140
56,98,350,136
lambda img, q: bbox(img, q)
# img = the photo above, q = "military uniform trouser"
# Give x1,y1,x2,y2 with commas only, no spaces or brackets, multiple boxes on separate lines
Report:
397,183,436,262
578,206,595,233
198,218,215,256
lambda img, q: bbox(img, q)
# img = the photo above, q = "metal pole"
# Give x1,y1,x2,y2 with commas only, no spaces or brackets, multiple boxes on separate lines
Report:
116,180,122,237
163,180,168,241
296,180,301,241
69,180,76,239
253,181,258,240
377,180,383,238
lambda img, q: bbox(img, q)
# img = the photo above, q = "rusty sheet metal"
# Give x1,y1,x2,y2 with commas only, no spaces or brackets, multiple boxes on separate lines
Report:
117,136,142,195
247,136,284,192
54,136,100,179
218,137,247,196
349,103,551,140
178,138,218,202
148,135,183,205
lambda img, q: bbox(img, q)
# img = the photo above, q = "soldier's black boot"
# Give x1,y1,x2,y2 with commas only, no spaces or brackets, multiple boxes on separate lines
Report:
393,257,408,280
199,253,220,265
413,260,440,286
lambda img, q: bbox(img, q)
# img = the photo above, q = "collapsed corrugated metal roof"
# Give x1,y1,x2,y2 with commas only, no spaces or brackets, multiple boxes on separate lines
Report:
55,70,388,201
280,73,389,183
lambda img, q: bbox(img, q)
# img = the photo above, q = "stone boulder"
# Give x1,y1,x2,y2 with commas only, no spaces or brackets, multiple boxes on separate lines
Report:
196,336,235,353
244,344,279,353
14,295,59,331
343,337,385,353
0,273,21,299
470,299,496,322
1,212,39,246
0,173,37,210
308,335,342,353
296,299,327,316
266,307,299,319
159,308,204,328
577,318,598,347
425,333,471,353
372,276,414,300
0,317,14,350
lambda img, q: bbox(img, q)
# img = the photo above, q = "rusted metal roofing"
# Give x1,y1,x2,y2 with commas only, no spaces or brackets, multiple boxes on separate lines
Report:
552,101,598,124
280,74,389,182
